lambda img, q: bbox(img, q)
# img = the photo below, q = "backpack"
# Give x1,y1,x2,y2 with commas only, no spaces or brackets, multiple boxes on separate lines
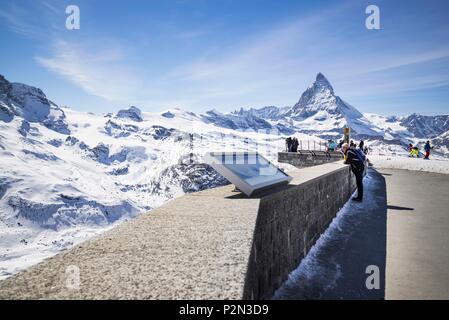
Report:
354,148,366,162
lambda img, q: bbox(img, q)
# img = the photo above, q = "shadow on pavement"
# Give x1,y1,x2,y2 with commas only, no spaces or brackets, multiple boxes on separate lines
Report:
387,205,414,211
273,168,387,300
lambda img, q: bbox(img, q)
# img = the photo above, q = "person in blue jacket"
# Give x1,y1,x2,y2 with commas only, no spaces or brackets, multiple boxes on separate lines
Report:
424,141,432,159
329,140,335,152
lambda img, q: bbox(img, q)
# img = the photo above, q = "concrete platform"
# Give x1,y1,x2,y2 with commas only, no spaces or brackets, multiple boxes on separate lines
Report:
0,162,354,300
382,168,449,300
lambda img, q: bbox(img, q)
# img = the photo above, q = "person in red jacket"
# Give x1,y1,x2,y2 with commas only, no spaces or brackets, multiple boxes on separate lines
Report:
424,141,432,159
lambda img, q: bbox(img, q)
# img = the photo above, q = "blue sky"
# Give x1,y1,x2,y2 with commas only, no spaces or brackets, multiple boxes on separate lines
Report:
1,0,449,116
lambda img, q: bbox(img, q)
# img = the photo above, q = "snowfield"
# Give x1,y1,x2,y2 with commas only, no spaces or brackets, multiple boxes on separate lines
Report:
0,107,290,279
368,155,449,175
1,72,448,280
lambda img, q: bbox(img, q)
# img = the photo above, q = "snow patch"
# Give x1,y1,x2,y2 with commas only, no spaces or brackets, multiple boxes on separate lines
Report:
369,155,449,174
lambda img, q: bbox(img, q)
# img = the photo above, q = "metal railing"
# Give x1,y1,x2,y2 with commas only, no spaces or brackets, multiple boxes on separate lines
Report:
285,140,340,152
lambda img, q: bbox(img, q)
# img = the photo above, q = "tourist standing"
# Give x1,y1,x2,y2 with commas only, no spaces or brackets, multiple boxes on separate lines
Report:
342,143,365,202
424,140,432,160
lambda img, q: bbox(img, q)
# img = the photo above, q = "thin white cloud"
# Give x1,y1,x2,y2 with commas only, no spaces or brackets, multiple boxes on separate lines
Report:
1,1,143,105
164,2,449,110
341,72,449,98
170,16,323,82
363,47,449,74
35,40,143,103
162,4,353,108
0,0,64,40
41,1,61,15
3,0,449,113
0,6,42,39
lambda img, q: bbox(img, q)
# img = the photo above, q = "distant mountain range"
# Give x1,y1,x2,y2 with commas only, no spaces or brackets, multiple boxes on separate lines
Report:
0,72,448,279
200,73,449,154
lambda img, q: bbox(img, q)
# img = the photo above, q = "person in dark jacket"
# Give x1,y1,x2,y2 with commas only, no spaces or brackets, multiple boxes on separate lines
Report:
424,140,432,159
359,140,364,151
286,137,292,152
290,138,298,152
350,140,356,148
342,143,365,202
338,140,344,150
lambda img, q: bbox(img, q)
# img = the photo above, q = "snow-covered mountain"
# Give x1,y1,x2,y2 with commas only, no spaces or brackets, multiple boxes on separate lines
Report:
1,72,448,279
203,73,449,155
283,73,382,138
395,114,449,139
215,74,378,138
1,74,292,278
429,130,449,155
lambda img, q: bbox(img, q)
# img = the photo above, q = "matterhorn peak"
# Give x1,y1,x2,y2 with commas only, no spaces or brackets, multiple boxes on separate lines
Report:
0,74,13,96
314,72,333,93
285,72,364,121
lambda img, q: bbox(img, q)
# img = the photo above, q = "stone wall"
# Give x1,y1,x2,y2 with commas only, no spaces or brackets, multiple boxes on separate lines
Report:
278,151,342,168
243,163,356,299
